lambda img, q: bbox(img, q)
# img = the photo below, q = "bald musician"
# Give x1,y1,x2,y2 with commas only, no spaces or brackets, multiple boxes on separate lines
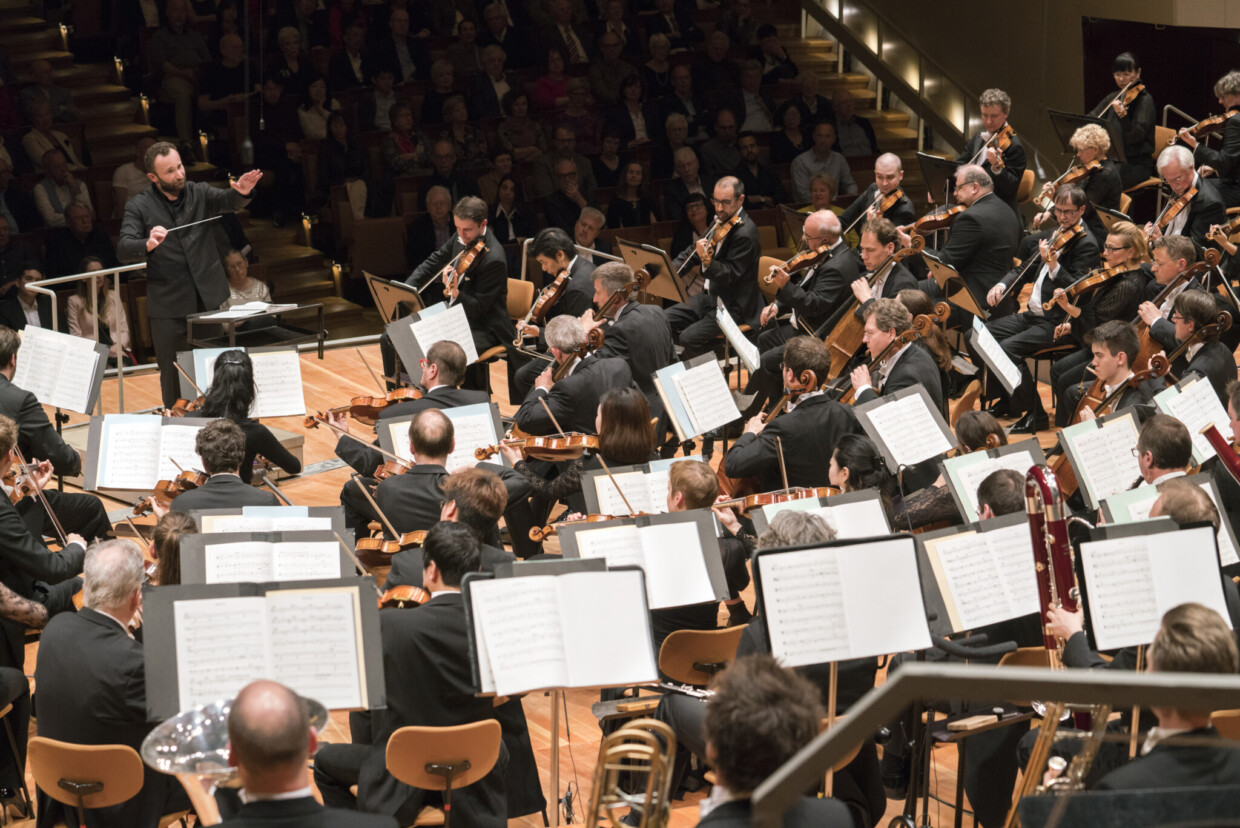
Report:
836,153,915,233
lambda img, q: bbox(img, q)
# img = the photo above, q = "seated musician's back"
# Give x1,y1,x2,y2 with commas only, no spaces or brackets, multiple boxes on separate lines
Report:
171,420,280,513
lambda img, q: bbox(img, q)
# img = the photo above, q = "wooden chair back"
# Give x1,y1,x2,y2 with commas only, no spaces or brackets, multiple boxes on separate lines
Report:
385,720,502,791
28,737,144,810
658,626,745,686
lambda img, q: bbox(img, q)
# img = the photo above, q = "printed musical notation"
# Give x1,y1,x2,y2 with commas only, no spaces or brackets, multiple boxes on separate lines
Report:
864,393,953,468
593,468,670,517
472,577,571,695
95,416,206,490
573,520,716,609
674,360,740,437
1156,378,1230,464
760,549,852,666
443,406,500,472
1064,415,1141,507
929,523,1040,631
175,597,272,712
949,450,1039,522
409,303,479,364
12,327,101,414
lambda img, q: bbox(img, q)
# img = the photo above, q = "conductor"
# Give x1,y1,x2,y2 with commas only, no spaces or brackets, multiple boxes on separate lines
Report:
117,142,262,408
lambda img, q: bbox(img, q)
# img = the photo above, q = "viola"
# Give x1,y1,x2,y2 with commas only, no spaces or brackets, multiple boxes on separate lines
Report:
133,469,208,516
877,187,905,216
445,237,488,295
1171,111,1238,146
475,432,600,462
163,395,205,417
764,243,836,284
713,485,841,514
529,511,650,542
1041,262,1134,312
373,458,412,480
980,123,1014,170
304,388,425,428
1069,361,1168,426
695,212,743,270
1115,81,1145,111
1034,162,1102,212
909,204,965,237
551,327,605,383
762,369,818,424
994,223,1083,308
356,530,427,557
377,584,430,609
3,468,36,505
1148,187,1197,242
513,269,572,345
827,302,949,404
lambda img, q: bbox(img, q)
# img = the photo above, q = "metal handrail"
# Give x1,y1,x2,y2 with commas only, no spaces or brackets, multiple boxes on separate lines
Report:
27,262,147,414
1162,104,1198,129
751,661,1240,827
518,238,624,284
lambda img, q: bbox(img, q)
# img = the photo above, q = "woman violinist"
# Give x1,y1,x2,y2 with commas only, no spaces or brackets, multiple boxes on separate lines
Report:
1048,220,1151,427
151,510,197,586
502,386,655,521
1177,70,1240,208
1030,124,1122,243
828,434,899,524
1089,52,1155,190
197,350,302,484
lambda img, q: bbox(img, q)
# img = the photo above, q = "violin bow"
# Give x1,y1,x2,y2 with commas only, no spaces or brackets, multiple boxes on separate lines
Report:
348,473,402,541
253,458,295,506
334,530,381,591
356,347,386,392
307,415,407,463
13,448,67,547
775,436,791,495
596,456,637,516
538,397,568,437
173,362,205,398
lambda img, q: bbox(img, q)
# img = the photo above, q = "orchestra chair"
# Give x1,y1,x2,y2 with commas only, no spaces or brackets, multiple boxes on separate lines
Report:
758,255,783,303
174,773,221,826
1118,192,1132,215
384,719,503,827
950,379,981,428
0,703,29,822
1016,169,1036,205
1122,125,1177,197
476,278,534,396
658,626,745,686
27,737,191,828
1027,341,1076,389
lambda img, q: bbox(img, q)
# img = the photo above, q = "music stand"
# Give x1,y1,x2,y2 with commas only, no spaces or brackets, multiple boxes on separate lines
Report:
780,205,807,245
915,152,961,204
1093,203,1133,233
921,252,988,320
1047,108,1127,164
617,239,690,304
365,270,425,325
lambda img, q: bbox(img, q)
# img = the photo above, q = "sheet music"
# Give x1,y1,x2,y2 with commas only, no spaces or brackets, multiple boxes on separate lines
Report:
1102,483,1240,568
715,298,760,372
1155,378,1230,464
158,424,207,482
267,590,363,709
408,302,479,364
575,525,645,569
644,469,671,512
203,541,275,583
1081,527,1231,650
272,542,342,580
384,420,413,463
593,471,656,516
970,316,1022,394
949,449,1039,522
558,570,657,687
1064,415,1141,507
208,516,332,533
442,405,500,472
760,548,853,666
637,521,717,608
835,538,933,658
928,523,1040,631
472,577,570,695
97,417,162,489
863,392,954,467
762,496,890,539
174,597,273,711
248,351,307,418
988,523,1043,619
672,360,739,436
13,327,100,413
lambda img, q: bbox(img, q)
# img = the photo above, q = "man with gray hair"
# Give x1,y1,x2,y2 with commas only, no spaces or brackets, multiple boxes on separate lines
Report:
954,87,1026,218
34,539,190,826
513,314,634,435
791,122,856,201
588,262,675,408
1150,143,1226,251
1181,70,1240,207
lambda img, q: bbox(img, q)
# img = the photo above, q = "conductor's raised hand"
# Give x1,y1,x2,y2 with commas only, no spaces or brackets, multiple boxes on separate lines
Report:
232,169,264,196
146,225,168,252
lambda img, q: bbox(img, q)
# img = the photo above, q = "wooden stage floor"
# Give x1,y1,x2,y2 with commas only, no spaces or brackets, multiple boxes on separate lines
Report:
14,345,982,827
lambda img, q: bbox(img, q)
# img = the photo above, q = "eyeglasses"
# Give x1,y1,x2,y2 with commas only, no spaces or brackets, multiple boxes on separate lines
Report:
1168,312,1182,322
1130,447,1147,457
1103,244,1129,252
711,197,737,206
1053,206,1079,215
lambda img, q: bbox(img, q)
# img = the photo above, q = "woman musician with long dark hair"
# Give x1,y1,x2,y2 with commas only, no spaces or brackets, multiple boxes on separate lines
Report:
1089,51,1156,190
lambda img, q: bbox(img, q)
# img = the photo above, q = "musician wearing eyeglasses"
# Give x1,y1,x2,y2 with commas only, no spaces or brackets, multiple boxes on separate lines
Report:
983,186,1099,434
1177,70,1240,208
1089,52,1156,190
1146,145,1226,253
903,165,1021,328
955,88,1026,219
1030,125,1121,244
746,210,856,412
1142,290,1236,404
584,264,676,416
836,153,915,235
663,176,762,359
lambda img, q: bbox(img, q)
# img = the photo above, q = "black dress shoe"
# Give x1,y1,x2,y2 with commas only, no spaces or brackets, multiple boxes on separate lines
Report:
984,400,1013,418
1009,411,1049,434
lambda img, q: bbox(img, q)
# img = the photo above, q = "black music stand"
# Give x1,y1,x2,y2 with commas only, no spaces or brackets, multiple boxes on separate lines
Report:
1047,108,1127,164
921,252,989,320
616,240,690,304
365,270,425,325
915,151,961,204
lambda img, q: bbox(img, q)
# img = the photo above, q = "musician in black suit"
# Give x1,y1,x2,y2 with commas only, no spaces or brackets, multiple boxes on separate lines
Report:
695,655,853,828
588,262,676,415
665,176,762,358
908,164,1021,328
1029,124,1122,245
837,153,916,237
851,298,947,413
34,540,190,828
0,267,53,332
331,341,487,476
345,410,451,542
1154,289,1236,403
1148,145,1227,253
514,316,635,436
404,197,513,391
746,210,857,410
845,219,919,319
1208,381,1240,533
313,523,510,826
1179,71,1240,207
984,186,1099,432
725,337,862,491
510,228,596,400
220,680,398,828
169,420,280,513
1059,321,1151,430
954,88,1026,219
117,143,261,409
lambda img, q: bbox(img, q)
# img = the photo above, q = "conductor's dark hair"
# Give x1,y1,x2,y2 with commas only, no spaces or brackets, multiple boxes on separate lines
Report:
781,336,830,386
531,227,576,261
453,196,488,225
955,410,1007,452
196,418,247,474
1137,413,1193,471
409,409,454,459
421,521,482,585
144,140,178,174
1084,320,1139,366
440,467,506,536
200,349,255,423
704,654,824,792
1112,52,1141,73
977,469,1024,517
0,326,19,367
426,340,467,387
154,510,197,587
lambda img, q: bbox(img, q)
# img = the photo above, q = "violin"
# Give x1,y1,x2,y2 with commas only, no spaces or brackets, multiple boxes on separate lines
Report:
356,530,427,557
3,468,36,505
163,395,205,417
713,485,840,514
514,269,573,346
994,223,1083,308
1171,111,1239,146
529,513,628,542
763,369,817,424
764,243,837,284
133,469,208,516
1147,187,1197,242
680,213,743,276
373,458,413,480
968,123,1014,169
305,387,425,428
1035,162,1102,212
1041,261,1134,311
447,237,488,294
551,327,605,383
592,268,651,322
1132,249,1221,371
1069,361,1169,426
377,584,430,609
908,204,965,237
1114,81,1145,112
475,432,600,462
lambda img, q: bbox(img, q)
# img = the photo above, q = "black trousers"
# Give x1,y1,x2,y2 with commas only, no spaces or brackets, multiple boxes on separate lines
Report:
1050,347,1093,427
746,322,797,408
985,312,1062,415
18,491,110,544
665,293,724,359
0,666,28,791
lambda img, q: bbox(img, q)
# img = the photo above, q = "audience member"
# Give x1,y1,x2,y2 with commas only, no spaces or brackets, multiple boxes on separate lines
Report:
477,148,515,205
671,191,711,270
700,108,742,180
446,18,484,76
470,45,513,120
662,64,709,141
558,78,602,153
652,112,690,179
328,21,368,89
0,217,32,289
751,23,798,82
147,0,211,143
545,158,588,233
497,91,544,163
648,0,700,50
22,101,83,172
792,122,857,200
592,131,624,188
666,146,713,218
317,112,369,218
33,149,92,228
221,248,272,309
771,101,809,163
540,0,593,66
479,2,530,69
0,158,39,233
693,31,741,94
272,26,316,97
419,60,457,126
374,8,431,82
733,130,787,208
247,75,304,225
359,66,398,131
0,267,52,330
731,59,777,133
531,125,597,199
383,101,428,178
328,0,368,49
440,96,489,167
643,33,674,100
574,207,612,261
408,186,456,264
197,34,250,138
112,138,157,219
66,257,133,363
46,203,116,277
18,59,77,123
598,0,638,56
489,175,537,242
269,0,329,51
297,77,342,141
801,171,835,212
532,47,570,111
833,88,879,157
722,0,757,47
590,32,638,105
422,140,481,207
607,161,657,226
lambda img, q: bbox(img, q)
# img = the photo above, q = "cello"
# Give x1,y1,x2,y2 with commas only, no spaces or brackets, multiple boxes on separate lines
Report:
1131,249,1221,371
825,302,950,404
